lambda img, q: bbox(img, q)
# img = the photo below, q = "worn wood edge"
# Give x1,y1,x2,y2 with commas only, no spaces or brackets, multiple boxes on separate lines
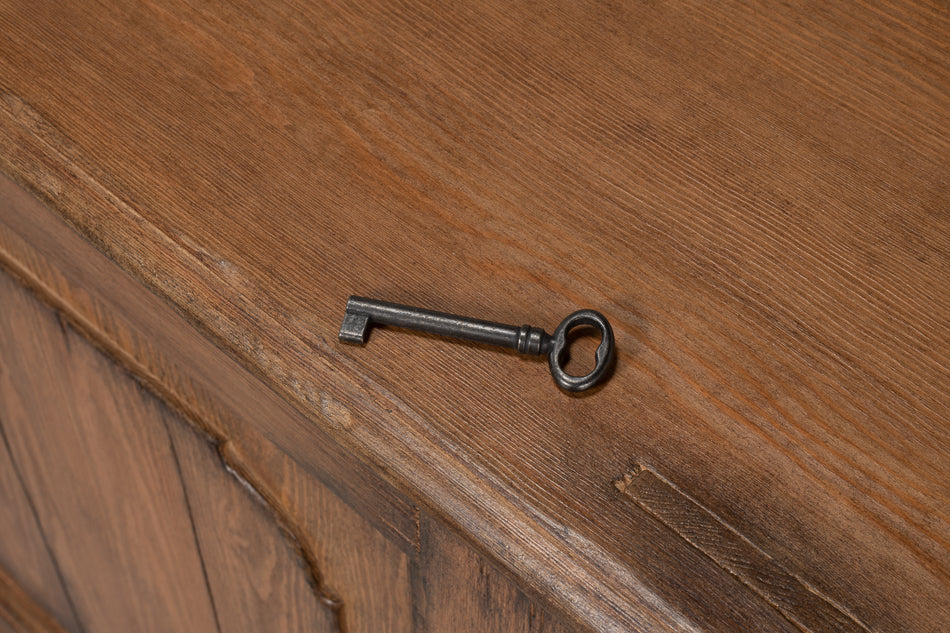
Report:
0,89,710,633
0,168,418,559
615,465,872,633
0,564,69,633
0,213,417,546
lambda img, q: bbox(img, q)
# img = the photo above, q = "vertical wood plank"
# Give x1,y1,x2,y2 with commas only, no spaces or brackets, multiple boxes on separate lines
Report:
0,431,79,633
166,421,337,633
0,266,417,633
0,273,220,633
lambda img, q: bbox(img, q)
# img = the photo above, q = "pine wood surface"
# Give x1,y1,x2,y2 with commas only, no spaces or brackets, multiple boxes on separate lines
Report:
0,1,947,631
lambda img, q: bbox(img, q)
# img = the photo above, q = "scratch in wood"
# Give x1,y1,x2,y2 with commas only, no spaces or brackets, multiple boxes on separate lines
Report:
615,465,871,633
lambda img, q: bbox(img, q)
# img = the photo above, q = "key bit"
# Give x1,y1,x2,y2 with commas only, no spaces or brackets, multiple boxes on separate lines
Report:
339,295,615,392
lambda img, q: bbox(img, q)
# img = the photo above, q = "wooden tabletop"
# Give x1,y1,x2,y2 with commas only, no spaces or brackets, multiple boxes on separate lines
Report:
1,1,947,631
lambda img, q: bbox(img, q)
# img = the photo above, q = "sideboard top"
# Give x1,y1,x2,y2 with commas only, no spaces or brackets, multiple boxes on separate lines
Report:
1,2,947,631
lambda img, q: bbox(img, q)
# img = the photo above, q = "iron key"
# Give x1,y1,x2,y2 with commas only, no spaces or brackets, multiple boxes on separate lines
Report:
339,296,615,392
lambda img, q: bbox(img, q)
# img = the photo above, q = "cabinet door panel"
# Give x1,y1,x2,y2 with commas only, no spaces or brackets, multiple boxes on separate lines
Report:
0,272,334,633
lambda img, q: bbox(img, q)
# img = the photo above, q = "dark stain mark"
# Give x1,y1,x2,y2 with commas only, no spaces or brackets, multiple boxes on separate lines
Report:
615,465,870,633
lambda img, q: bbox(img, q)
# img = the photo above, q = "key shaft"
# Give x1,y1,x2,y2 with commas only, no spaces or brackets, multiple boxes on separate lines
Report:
339,296,549,355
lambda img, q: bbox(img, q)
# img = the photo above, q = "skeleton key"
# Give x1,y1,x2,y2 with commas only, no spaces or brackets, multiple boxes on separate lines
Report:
339,296,615,392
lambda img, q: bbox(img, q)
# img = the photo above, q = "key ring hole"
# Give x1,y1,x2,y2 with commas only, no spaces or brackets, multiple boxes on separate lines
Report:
557,325,602,375
548,310,615,392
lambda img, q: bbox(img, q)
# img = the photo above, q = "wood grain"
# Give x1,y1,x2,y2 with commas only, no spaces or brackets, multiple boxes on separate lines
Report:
0,0,947,631
0,610,16,633
0,564,70,633
0,271,335,633
167,422,338,633
0,274,218,632
617,466,867,633
225,434,415,633
412,512,574,633
0,412,80,633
